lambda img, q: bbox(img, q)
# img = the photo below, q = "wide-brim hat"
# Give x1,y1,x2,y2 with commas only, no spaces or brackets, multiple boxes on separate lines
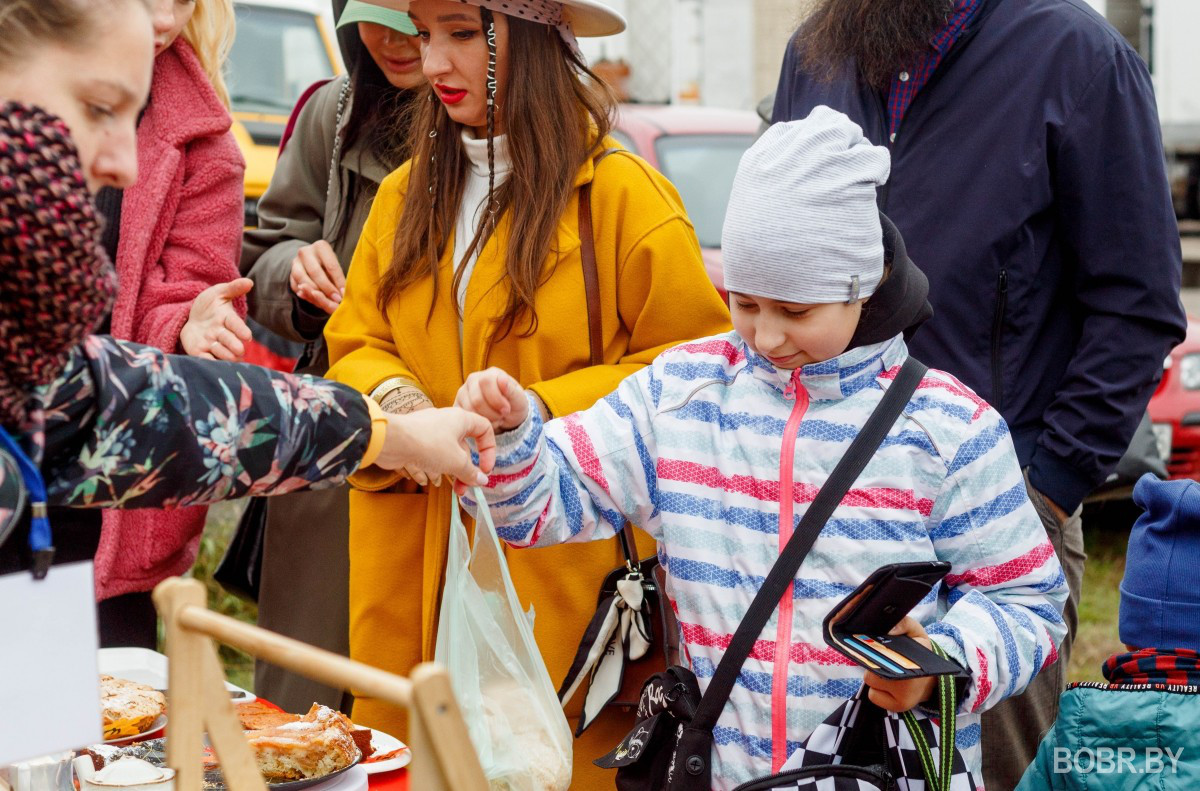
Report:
337,0,418,35
552,0,625,36
397,0,625,37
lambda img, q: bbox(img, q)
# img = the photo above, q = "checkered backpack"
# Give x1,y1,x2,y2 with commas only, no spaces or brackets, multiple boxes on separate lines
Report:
736,654,979,791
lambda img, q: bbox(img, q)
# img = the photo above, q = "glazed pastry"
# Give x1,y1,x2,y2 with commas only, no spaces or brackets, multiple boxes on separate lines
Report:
243,704,360,781
99,676,166,739
236,701,375,759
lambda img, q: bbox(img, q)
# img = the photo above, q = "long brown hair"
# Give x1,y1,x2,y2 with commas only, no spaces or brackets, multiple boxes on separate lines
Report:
331,48,420,248
379,14,615,340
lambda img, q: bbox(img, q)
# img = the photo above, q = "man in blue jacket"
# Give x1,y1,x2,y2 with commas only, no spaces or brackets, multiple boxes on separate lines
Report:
772,0,1187,788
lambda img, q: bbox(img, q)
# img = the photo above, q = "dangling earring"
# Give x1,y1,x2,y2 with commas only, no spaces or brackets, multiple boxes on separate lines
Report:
483,7,499,228
427,92,438,205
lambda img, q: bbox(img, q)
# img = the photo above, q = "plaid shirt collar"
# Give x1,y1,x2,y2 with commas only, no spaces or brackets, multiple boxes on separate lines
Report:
886,0,982,139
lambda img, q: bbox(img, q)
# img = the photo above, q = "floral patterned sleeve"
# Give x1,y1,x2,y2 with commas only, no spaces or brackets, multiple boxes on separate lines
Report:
35,335,372,508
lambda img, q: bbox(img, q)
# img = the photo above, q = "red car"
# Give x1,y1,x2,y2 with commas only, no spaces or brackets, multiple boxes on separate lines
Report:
612,104,762,299
1148,315,1200,481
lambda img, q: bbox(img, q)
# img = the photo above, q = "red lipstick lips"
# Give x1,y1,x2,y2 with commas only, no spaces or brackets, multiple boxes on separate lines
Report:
436,84,467,105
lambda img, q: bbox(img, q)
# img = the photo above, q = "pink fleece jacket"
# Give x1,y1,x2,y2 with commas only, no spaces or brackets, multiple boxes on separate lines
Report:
95,38,246,601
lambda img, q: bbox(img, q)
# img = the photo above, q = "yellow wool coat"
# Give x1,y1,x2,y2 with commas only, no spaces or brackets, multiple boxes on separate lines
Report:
324,141,731,788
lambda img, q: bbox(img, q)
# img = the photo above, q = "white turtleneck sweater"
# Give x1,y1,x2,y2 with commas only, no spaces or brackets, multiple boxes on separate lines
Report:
455,131,512,312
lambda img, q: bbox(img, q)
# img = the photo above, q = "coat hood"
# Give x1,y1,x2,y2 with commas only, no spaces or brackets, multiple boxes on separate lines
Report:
847,211,933,351
333,0,365,75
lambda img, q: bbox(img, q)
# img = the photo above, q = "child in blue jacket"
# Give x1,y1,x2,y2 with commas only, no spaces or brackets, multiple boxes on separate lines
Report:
1017,474,1200,789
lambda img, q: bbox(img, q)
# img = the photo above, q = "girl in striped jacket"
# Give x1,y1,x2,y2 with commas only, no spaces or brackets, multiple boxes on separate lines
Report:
458,107,1068,790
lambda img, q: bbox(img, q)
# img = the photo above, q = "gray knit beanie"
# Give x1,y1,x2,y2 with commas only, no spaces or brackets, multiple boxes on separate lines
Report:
722,106,890,304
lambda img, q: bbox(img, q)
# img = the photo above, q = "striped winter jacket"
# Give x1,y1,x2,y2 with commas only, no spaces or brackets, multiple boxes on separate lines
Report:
468,331,1069,789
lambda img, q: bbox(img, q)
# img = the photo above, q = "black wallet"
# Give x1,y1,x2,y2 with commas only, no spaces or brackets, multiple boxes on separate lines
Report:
822,561,967,680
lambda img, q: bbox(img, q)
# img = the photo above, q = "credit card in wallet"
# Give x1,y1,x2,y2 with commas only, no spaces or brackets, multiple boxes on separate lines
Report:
843,636,907,675
853,634,921,671
830,634,880,670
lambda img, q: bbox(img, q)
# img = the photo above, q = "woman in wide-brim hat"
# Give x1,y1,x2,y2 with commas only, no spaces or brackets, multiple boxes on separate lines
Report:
323,0,731,785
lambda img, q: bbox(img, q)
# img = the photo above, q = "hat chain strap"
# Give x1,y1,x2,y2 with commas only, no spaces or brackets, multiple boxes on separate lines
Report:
483,7,499,229
426,92,439,206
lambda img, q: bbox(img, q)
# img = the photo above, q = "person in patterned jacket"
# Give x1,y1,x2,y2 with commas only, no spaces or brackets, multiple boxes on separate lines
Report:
457,107,1069,789
0,0,495,570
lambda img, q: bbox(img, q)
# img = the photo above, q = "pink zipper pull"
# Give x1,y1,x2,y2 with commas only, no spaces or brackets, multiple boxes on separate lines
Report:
783,372,799,401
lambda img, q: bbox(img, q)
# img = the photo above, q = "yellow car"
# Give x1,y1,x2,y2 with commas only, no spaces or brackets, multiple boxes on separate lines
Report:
228,0,342,227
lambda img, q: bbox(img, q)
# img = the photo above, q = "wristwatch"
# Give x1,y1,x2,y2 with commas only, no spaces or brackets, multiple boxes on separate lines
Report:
370,376,420,405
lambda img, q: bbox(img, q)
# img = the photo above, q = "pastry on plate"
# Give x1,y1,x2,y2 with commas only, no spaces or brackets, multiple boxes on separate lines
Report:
244,704,360,781
236,700,299,731
346,726,375,760
236,701,375,759
99,676,166,739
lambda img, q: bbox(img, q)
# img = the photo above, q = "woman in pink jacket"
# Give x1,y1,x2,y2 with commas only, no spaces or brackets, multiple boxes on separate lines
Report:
50,0,249,648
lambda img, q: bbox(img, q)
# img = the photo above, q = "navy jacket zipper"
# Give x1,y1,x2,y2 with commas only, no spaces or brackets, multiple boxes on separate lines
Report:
990,268,1008,410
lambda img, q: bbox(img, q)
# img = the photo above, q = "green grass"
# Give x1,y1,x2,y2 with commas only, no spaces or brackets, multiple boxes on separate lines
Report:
1067,522,1129,683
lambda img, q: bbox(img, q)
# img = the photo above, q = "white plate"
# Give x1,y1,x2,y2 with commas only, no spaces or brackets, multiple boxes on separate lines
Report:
97,647,255,702
102,712,167,745
361,729,411,775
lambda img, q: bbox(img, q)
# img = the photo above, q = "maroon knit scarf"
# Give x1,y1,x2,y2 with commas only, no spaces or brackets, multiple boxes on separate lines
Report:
0,101,117,430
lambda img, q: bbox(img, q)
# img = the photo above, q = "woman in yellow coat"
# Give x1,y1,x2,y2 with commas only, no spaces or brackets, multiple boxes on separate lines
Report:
324,0,730,785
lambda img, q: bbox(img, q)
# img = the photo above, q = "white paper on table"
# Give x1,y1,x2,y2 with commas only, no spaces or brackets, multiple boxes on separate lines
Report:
0,561,102,765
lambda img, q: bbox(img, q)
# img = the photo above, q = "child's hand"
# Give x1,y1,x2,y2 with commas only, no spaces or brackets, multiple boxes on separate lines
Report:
456,367,529,431
862,616,938,712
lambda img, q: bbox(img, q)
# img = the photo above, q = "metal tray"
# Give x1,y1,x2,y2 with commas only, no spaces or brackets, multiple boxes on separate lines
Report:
86,738,360,790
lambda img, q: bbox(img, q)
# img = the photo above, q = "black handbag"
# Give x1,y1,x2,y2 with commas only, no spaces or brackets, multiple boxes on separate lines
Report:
596,357,929,790
212,495,269,603
557,524,679,734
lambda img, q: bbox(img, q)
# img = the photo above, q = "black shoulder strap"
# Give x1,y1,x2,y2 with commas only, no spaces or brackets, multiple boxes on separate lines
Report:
691,356,928,729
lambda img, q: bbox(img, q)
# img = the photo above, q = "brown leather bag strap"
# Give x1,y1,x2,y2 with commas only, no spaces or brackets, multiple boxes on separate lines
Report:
578,149,618,368
581,151,642,576
578,185,602,367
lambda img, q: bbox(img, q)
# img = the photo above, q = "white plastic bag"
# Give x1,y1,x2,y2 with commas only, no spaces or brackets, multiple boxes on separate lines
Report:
435,489,573,791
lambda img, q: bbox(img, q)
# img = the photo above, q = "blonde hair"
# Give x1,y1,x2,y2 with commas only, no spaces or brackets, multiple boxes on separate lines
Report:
181,0,236,108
